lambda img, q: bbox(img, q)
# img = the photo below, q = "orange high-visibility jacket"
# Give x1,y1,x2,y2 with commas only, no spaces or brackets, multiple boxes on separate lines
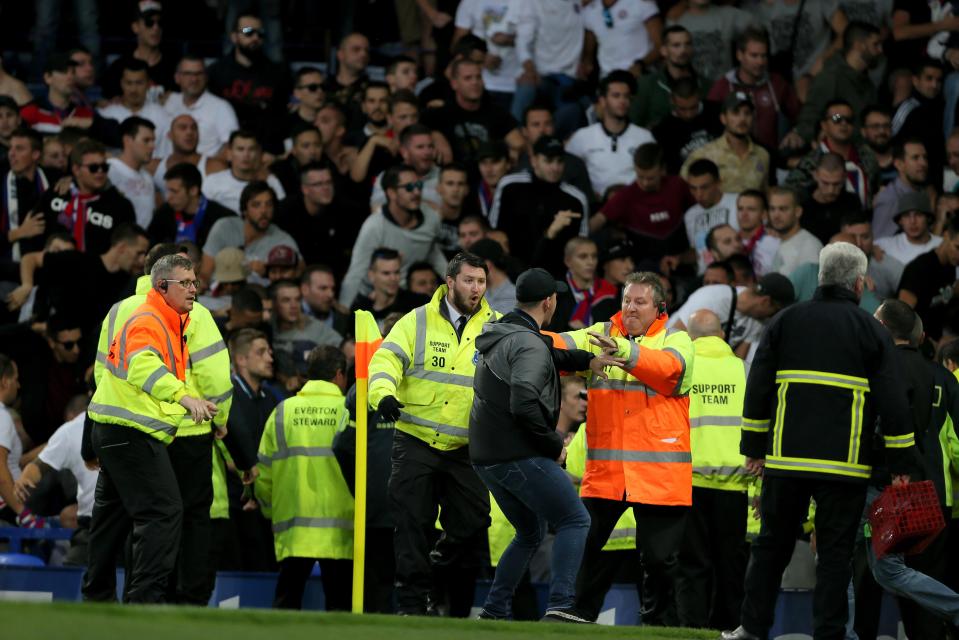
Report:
552,311,694,506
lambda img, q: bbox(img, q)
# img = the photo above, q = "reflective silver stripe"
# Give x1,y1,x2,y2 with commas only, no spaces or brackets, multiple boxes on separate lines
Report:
271,446,334,461
191,340,227,363
118,311,176,374
663,347,687,396
257,452,272,467
103,359,128,380
399,411,468,437
413,306,427,368
96,351,108,365
689,416,742,428
127,345,164,365
589,378,656,396
407,367,473,387
587,448,692,463
87,402,177,436
370,371,397,388
208,388,234,405
775,371,870,390
272,516,354,534
275,402,287,452
106,302,121,344
603,322,612,334
624,341,639,370
380,341,411,370
141,365,169,395
766,457,870,477
607,528,636,541
693,465,747,477
558,333,577,350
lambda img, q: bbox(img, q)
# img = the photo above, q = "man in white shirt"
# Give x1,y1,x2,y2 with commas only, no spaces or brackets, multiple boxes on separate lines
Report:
203,130,286,214
107,116,159,228
581,0,662,78
152,114,217,195
503,0,588,120
566,70,656,199
685,158,740,273
454,0,520,104
163,55,239,157
769,187,824,277
0,355,23,523
98,58,169,153
875,192,942,266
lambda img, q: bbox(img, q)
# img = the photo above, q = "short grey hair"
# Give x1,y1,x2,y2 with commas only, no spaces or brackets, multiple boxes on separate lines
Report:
818,242,867,290
151,254,194,287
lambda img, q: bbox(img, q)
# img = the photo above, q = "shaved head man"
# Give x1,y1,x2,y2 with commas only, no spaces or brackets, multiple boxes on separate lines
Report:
687,308,725,340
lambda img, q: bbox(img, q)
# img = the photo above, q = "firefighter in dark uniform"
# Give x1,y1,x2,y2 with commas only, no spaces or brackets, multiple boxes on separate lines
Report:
721,242,917,640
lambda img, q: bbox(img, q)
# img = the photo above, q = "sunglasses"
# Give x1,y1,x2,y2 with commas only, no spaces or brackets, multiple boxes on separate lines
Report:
829,114,853,125
398,180,424,193
142,17,161,28
58,339,80,350
297,83,323,92
239,26,265,38
83,162,110,173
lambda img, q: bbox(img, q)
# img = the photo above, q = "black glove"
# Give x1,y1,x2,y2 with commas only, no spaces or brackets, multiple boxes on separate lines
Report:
378,395,404,422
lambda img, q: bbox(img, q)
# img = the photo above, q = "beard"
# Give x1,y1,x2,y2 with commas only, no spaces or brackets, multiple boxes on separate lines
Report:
238,43,265,61
451,285,482,315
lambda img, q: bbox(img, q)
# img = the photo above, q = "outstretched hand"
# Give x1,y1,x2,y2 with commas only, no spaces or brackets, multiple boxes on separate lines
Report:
589,353,628,380
587,331,618,354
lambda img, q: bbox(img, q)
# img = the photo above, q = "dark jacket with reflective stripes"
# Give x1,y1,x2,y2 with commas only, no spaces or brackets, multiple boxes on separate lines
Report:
741,285,916,483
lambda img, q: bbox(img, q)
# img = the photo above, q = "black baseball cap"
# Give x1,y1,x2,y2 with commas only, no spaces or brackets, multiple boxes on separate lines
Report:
44,52,78,75
477,140,508,162
0,96,18,113
469,238,505,267
722,90,754,112
601,240,634,263
515,268,569,302
755,273,795,308
532,135,565,159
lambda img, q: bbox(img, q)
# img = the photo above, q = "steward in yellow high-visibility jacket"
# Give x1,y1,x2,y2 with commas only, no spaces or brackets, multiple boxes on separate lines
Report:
255,346,354,611
91,255,238,605
676,311,749,630
367,255,499,616
83,254,215,605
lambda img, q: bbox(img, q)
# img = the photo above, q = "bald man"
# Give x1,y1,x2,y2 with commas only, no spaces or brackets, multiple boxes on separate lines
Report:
677,308,750,630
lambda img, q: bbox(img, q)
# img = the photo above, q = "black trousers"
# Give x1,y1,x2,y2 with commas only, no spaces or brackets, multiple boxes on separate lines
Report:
165,434,214,605
82,423,182,604
364,527,396,613
273,557,353,610
677,487,748,630
388,431,491,615
740,475,866,640
575,497,688,625
231,506,277,571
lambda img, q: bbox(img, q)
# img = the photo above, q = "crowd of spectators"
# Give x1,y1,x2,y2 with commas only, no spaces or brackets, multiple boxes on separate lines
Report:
2,0,959,621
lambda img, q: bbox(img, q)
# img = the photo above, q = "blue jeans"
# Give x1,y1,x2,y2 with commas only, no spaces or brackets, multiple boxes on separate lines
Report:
862,486,959,626
474,457,591,618
511,73,576,123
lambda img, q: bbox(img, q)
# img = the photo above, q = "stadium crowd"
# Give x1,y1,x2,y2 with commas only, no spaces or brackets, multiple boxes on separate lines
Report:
3,0,959,636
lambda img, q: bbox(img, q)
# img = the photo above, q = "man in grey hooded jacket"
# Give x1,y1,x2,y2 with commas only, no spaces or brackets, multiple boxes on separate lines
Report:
469,268,623,623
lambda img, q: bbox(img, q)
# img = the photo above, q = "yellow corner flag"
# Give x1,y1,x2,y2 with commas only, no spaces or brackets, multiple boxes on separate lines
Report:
352,310,382,613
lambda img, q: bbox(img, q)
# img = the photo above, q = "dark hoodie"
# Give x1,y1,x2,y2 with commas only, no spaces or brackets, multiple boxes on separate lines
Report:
469,309,593,465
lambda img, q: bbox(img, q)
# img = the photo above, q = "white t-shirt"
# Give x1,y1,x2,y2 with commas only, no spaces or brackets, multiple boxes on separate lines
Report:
202,170,287,214
38,413,97,518
751,233,781,277
566,122,655,198
108,157,157,228
152,152,214,195
98,102,171,158
581,0,659,77
670,284,765,349
771,228,823,277
875,233,943,267
0,403,22,483
162,91,240,157
455,0,520,93
508,0,584,77
684,192,740,274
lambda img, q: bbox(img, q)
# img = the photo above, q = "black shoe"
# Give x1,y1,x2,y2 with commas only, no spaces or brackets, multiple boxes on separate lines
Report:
719,626,761,640
476,609,501,620
541,608,593,624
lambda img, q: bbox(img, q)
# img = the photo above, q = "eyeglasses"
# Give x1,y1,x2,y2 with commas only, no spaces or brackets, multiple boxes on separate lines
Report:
239,26,265,38
297,83,323,92
142,17,161,28
161,279,200,290
829,114,853,125
83,162,110,173
602,5,614,28
397,180,424,193
58,339,79,350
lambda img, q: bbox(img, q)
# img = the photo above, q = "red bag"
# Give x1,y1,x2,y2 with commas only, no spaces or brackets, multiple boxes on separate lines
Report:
868,480,945,560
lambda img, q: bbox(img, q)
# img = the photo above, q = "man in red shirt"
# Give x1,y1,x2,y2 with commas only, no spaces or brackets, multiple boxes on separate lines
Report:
590,143,693,275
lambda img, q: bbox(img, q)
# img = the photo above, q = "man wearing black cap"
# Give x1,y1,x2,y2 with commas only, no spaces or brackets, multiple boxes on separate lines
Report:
875,191,942,266
601,240,636,291
21,53,115,143
517,105,594,207
682,91,770,194
476,140,510,218
470,268,623,622
101,1,177,100
469,238,515,314
489,135,588,277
